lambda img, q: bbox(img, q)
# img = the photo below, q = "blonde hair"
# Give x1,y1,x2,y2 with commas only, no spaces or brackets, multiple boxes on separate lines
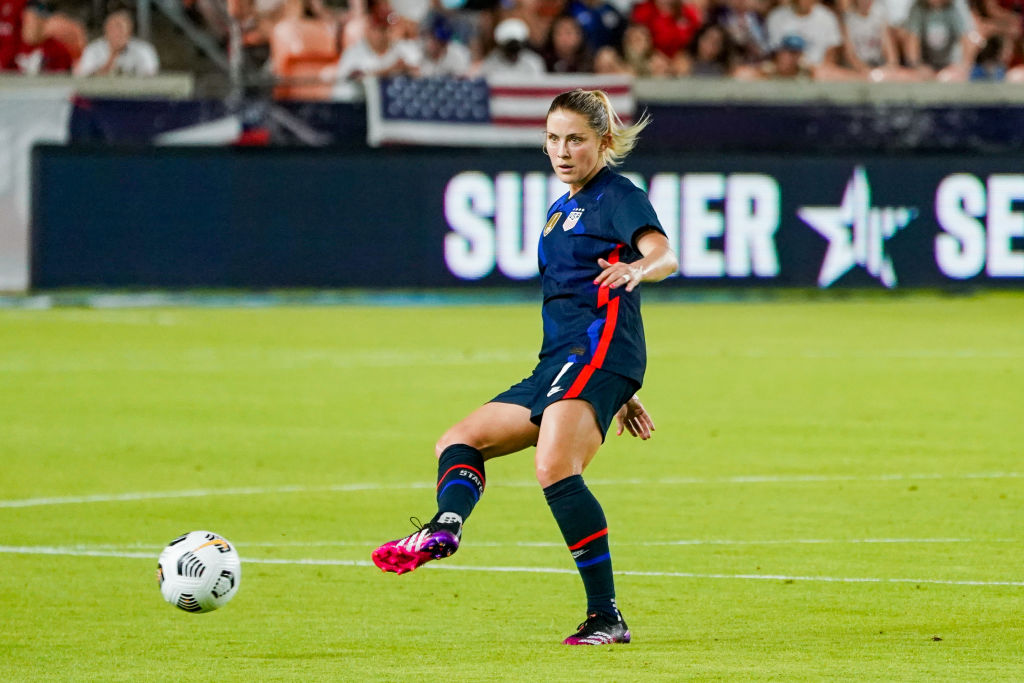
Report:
547,89,651,167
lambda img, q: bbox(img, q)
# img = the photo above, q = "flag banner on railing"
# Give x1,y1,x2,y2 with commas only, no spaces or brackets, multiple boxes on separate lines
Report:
364,74,634,147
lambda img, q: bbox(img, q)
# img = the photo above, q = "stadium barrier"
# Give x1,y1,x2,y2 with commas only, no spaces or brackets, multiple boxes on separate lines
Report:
0,77,194,294
0,87,70,293
31,146,1024,290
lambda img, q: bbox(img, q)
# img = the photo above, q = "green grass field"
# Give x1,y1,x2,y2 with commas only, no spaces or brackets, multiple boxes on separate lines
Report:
2,292,1022,681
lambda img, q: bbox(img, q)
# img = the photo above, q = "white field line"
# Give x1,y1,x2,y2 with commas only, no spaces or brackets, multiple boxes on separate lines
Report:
0,347,533,373
1,471,1020,509
2,544,1022,588
0,482,436,508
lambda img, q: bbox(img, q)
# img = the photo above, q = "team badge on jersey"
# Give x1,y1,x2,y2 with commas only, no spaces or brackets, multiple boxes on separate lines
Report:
543,212,563,237
563,208,585,231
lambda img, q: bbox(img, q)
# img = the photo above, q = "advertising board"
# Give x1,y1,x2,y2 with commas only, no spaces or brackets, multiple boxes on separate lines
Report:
32,147,1024,289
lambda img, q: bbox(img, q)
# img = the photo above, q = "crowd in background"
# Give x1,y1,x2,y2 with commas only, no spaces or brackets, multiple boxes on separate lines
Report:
0,0,159,75
3,0,1024,85
252,0,1024,86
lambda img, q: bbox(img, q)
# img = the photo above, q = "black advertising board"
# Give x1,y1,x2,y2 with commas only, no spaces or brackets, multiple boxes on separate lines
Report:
32,147,1024,289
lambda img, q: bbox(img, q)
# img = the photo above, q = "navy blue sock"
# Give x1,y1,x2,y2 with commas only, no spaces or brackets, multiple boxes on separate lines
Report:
543,474,617,618
434,444,486,523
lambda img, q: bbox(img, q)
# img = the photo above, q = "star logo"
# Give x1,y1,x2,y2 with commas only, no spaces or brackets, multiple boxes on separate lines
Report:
797,166,918,288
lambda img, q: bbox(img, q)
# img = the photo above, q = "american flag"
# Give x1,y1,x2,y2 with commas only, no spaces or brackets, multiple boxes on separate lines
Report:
364,74,635,147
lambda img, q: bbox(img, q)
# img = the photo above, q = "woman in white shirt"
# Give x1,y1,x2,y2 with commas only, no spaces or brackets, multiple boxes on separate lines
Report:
75,10,159,77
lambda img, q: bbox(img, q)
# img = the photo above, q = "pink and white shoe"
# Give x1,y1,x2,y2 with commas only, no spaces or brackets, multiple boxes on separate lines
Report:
371,518,461,575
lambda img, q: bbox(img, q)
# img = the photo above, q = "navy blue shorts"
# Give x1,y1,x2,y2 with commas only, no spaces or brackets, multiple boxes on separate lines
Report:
490,361,640,441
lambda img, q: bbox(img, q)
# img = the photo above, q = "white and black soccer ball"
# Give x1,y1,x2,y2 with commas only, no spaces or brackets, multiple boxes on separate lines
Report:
157,531,241,613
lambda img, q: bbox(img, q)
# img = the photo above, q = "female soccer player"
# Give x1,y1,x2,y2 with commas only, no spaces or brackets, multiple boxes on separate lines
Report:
372,89,678,645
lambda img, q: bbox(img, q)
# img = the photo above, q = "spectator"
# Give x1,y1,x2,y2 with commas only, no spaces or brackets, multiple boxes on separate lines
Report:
235,0,285,63
969,30,1009,78
417,13,471,75
630,0,705,60
0,0,27,63
467,8,498,66
385,6,423,53
841,0,926,79
475,17,545,75
715,0,771,63
883,0,919,28
542,14,594,71
765,0,858,77
513,0,566,53
678,22,736,75
0,0,71,73
733,31,815,77
339,0,428,54
390,0,431,23
884,0,973,58
420,4,477,47
566,0,627,52
75,10,160,76
331,13,419,80
237,0,335,65
968,0,1020,74
902,0,979,79
592,43,629,71
619,21,673,75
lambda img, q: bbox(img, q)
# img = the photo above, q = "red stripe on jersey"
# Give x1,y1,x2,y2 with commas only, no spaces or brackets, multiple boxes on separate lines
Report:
564,244,626,398
564,364,595,399
568,527,609,550
590,297,619,368
436,465,486,491
597,245,621,308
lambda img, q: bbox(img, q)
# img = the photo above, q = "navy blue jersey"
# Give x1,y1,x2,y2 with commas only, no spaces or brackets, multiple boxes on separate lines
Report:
537,167,665,384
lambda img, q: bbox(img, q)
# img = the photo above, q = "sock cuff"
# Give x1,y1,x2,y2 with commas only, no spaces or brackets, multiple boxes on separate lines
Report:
437,443,486,493
542,474,586,504
438,443,484,467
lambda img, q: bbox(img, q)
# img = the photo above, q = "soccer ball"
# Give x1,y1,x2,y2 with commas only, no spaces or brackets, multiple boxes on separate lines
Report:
157,531,241,613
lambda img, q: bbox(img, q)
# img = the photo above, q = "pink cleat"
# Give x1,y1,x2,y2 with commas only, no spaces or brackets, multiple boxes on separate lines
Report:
371,518,461,575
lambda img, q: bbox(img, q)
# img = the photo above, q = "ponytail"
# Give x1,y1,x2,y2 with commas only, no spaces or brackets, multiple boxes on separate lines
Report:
547,89,651,167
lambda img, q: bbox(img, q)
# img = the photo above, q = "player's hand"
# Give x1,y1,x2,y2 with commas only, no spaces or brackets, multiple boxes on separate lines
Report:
615,395,655,439
595,258,644,292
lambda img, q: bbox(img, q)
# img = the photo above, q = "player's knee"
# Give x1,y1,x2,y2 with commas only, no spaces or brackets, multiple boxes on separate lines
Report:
434,435,454,459
534,461,565,489
435,429,475,458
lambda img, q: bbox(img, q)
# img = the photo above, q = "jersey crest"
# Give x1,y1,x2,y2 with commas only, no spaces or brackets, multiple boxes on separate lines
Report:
563,208,585,231
543,212,563,237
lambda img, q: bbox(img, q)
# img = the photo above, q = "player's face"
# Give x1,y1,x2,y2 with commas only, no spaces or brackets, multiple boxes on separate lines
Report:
545,109,608,195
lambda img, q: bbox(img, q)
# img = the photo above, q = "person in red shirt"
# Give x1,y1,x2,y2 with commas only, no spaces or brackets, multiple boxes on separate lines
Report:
630,0,703,68
0,0,28,56
0,0,72,73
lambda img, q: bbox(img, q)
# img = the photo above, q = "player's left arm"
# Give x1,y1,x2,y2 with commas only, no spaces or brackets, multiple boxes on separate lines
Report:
595,229,678,292
615,394,655,439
